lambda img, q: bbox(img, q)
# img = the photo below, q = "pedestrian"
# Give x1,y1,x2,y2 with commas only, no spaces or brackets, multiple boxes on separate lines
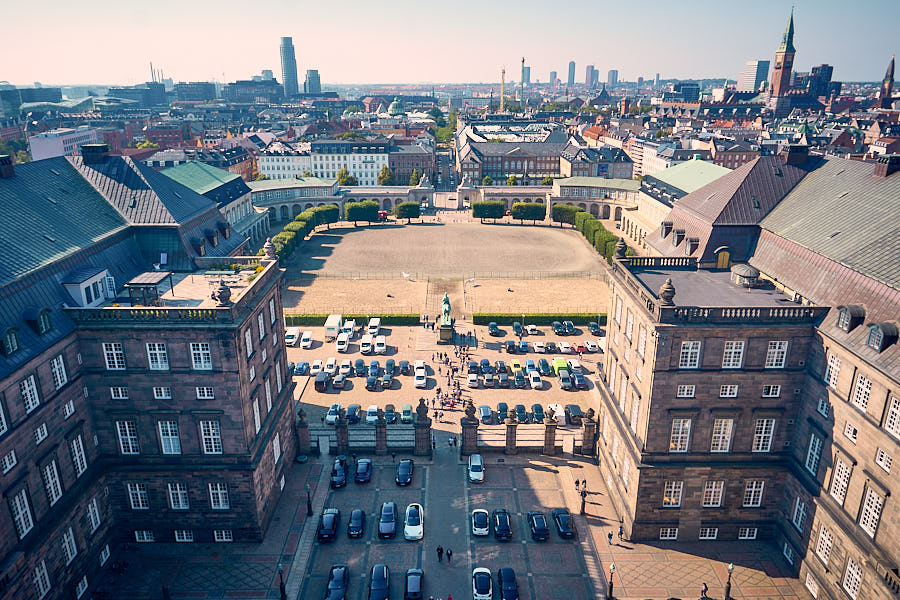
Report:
618,525,624,541
581,479,587,491
436,545,443,562
446,548,452,563
432,438,436,450
391,452,396,463
448,437,453,448
575,479,580,492
432,353,434,361
607,531,613,545
701,582,709,598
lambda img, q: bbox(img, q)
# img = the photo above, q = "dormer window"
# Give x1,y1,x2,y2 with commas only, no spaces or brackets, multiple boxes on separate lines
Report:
37,310,52,335
836,305,865,332
866,323,898,353
2,328,19,356
837,308,851,330
867,326,883,351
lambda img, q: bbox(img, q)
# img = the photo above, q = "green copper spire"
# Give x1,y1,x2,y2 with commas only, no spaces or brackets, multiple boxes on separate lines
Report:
778,9,796,53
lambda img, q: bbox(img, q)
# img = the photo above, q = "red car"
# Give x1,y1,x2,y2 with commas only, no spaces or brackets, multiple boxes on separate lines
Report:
574,342,586,353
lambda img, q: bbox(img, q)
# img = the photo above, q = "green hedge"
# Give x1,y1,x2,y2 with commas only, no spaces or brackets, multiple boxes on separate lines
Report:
284,313,421,326
473,313,607,326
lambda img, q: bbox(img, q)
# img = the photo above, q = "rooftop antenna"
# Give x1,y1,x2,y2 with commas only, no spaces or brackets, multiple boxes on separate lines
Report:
500,67,506,112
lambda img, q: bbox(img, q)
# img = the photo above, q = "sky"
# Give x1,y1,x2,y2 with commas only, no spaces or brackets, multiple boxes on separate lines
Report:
4,0,897,87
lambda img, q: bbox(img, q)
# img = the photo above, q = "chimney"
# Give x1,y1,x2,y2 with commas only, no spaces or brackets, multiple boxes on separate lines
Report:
0,154,13,179
780,143,808,166
874,154,900,178
81,143,111,165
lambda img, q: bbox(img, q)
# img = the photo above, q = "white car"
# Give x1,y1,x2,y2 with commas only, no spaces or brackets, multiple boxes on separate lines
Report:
310,359,324,375
467,373,479,388
471,509,490,536
284,327,300,347
584,340,598,353
472,567,493,600
299,330,313,349
365,405,379,425
467,453,484,483
414,369,428,388
339,359,352,375
533,341,546,353
324,357,337,375
529,371,543,390
404,503,424,540
414,360,426,372
568,359,582,374
558,341,573,354
526,324,539,335
325,403,341,425
374,335,387,355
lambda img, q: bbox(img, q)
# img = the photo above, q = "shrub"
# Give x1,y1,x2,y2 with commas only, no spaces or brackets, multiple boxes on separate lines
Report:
551,203,583,226
472,200,506,221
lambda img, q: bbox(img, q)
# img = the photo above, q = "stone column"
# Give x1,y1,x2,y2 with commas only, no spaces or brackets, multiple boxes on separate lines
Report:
295,407,311,456
505,420,518,455
581,416,597,457
374,412,387,455
542,418,558,456
335,410,349,455
414,398,432,456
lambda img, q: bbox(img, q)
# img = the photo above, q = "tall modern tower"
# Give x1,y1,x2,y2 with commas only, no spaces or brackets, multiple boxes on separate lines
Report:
567,61,576,86
879,55,895,108
304,69,321,94
280,37,299,97
549,71,557,87
737,60,770,92
585,65,594,86
607,69,618,86
769,11,796,99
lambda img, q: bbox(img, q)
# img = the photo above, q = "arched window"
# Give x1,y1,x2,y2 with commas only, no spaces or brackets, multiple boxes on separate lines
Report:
1,328,18,357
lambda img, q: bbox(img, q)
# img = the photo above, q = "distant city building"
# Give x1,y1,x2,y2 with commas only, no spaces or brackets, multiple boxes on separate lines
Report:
769,11,796,103
655,73,660,88
878,54,895,108
637,77,644,89
173,81,217,102
549,71,557,87
585,65,595,86
310,140,390,186
261,69,274,80
280,36,299,97
27,125,101,161
145,146,255,181
389,142,436,184
568,61,576,86
257,140,311,180
223,79,284,104
607,69,618,86
107,82,167,108
559,142,634,179
674,81,700,102
304,69,321,94
737,60,770,92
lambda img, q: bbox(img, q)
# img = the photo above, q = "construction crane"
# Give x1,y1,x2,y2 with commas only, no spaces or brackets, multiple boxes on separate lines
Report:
500,67,506,112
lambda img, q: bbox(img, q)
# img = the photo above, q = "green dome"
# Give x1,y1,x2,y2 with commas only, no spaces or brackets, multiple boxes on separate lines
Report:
388,97,405,116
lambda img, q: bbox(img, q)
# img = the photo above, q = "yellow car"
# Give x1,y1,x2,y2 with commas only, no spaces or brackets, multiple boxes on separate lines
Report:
509,359,524,374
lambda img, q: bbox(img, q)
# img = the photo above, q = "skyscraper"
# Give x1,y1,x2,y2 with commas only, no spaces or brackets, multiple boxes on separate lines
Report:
280,36,299,97
585,65,594,86
567,61,576,86
607,69,618,86
549,71,557,87
736,60,770,92
304,69,321,94
655,73,660,88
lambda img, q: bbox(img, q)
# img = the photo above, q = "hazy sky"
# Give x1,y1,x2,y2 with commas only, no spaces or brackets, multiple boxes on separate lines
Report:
5,0,897,86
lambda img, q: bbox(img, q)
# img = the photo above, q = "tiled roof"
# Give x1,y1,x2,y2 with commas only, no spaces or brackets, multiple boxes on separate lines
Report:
161,161,243,196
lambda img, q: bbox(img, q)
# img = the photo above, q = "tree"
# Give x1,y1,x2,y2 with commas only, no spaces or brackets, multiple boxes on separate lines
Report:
426,107,446,127
343,105,363,114
510,202,546,224
481,175,493,187
15,150,31,164
393,201,421,223
506,174,518,186
313,204,340,229
551,203,582,227
471,200,506,223
408,169,422,186
336,167,358,186
253,173,269,181
433,109,458,144
136,140,159,149
540,176,554,186
344,200,380,225
377,166,395,186
337,131,365,140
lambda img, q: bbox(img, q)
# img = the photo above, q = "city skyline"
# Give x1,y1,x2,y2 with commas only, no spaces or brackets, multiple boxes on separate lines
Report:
4,0,897,87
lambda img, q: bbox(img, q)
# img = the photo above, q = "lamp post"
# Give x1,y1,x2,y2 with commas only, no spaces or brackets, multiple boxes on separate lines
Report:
305,483,312,517
606,563,615,599
278,562,286,600
724,562,734,600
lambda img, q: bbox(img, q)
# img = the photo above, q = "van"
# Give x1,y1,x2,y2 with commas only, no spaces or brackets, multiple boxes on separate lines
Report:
341,320,356,339
558,368,572,390
360,334,374,355
367,317,381,336
467,453,484,483
552,357,568,375
300,330,313,349
374,335,387,355
336,332,350,353
547,403,566,425
284,327,301,347
324,314,342,340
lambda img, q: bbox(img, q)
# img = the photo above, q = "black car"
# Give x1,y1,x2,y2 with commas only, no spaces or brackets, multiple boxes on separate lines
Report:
404,568,424,600
384,404,397,423
573,372,589,390
531,404,545,422
369,564,390,600
588,321,602,336
467,360,479,374
513,371,527,389
546,341,558,353
493,508,513,540
505,340,517,353
551,321,564,335
399,360,410,375
354,358,367,376
497,372,510,388
317,508,341,542
514,404,528,423
552,508,575,539
488,322,501,336
495,360,507,374
346,404,361,424
497,567,519,600
565,404,584,425
348,509,366,538
527,511,550,541
330,456,349,488
512,321,523,336
355,459,373,483
396,459,414,486
326,563,349,600
480,358,493,374
378,502,397,538
563,320,575,335
497,402,509,423
365,375,378,390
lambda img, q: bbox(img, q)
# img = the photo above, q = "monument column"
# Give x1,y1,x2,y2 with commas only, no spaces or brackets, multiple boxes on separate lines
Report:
505,419,518,455
296,408,311,456
543,417,558,456
375,409,387,455
461,404,479,456
581,408,597,457
414,398,432,456
335,409,349,455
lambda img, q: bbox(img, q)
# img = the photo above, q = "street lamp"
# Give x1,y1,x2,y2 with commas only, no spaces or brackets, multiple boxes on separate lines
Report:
606,564,615,600
724,562,734,600
305,483,312,517
278,562,286,600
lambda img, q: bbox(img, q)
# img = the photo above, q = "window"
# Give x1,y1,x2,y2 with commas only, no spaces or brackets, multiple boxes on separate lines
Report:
875,448,892,473
630,396,639,433
762,385,781,398
676,385,695,398
214,529,233,542
805,573,819,598
782,542,795,565
752,418,775,452
743,480,765,507
269,298,276,324
175,530,194,542
738,527,758,540
50,355,68,389
262,347,267,362
637,326,647,357
191,342,212,370
659,527,678,540
843,557,862,600
824,353,840,388
41,461,62,506
253,400,261,434
837,308,852,330
158,421,181,455
135,530,154,543
699,527,718,540
815,526,833,565
625,311,634,341
33,560,50,599
128,483,149,510
103,342,126,370
209,482,230,509
765,341,788,368
146,343,169,370
70,435,87,477
100,544,110,566
720,384,738,398
887,396,900,439
76,576,88,599
87,497,101,532
273,432,281,463
20,375,40,413
805,434,823,475
702,481,724,507
722,341,744,368
851,373,871,411
63,399,75,419
200,420,222,454
275,362,283,392
116,421,139,454
621,454,631,488
196,387,215,400
792,497,807,531
2,450,16,473
168,483,189,510
679,341,701,368
62,527,78,564
11,488,34,538
265,379,273,411
244,329,253,357
859,487,884,538
830,458,851,504
257,313,266,341
663,481,683,507
710,419,733,453
249,365,256,382
153,387,172,400
843,422,858,443
669,418,691,452
602,414,610,442
817,397,830,418
867,325,884,351
0,402,6,436
34,423,48,445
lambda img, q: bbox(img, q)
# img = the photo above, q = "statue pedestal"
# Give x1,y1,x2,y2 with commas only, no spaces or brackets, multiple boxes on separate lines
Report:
438,323,454,343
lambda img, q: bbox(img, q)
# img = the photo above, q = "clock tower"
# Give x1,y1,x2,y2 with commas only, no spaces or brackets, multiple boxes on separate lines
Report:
770,10,796,99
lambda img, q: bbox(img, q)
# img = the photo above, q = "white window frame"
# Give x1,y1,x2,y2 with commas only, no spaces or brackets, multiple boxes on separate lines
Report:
62,526,78,565
702,480,724,507
43,461,62,506
679,341,701,369
127,482,150,510
76,576,88,599
875,448,892,473
153,387,172,400
663,481,683,507
815,525,833,565
614,296,623,324
33,560,50,599
34,423,48,445
253,399,261,434
100,544,110,566
135,530,154,543
146,342,169,371
50,354,68,389
158,421,181,455
843,557,862,600
209,482,230,510
200,420,223,454
116,420,140,455
762,385,781,398
87,497,101,532
637,326,647,357
249,365,256,382
191,342,212,370
244,329,253,358
743,480,765,507
765,341,788,368
257,312,266,341
676,385,695,398
824,353,840,388
70,435,87,477
103,342,126,370
722,340,745,368
830,458,851,504
273,432,281,464
783,541,795,564
624,310,634,341
214,529,233,542
265,379,272,411
269,298,276,324
886,396,900,439
175,530,194,542
11,488,34,539
817,397,830,418
168,483,189,510
63,399,75,419
738,527,757,540
196,386,215,400
851,373,871,412
110,386,129,400
20,375,40,413
699,527,718,540
669,418,691,452
859,487,884,538
805,573,819,598
710,418,733,453
1,449,17,474
792,497,807,531
805,434,823,475
275,362,283,392
752,418,775,452
844,421,858,444
0,402,6,436
659,527,678,540
719,384,738,398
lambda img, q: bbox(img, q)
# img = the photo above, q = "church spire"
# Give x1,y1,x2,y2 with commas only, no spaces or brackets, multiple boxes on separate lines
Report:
885,55,895,87
879,55,895,107
778,8,796,54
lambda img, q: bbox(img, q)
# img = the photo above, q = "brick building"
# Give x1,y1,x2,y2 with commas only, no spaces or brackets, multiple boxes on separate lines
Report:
388,142,435,184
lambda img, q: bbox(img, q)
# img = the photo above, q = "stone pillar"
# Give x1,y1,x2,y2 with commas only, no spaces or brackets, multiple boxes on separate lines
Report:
335,410,349,455
375,421,387,455
542,418,558,456
581,418,597,457
505,420,518,455
296,408,311,455
414,398,432,456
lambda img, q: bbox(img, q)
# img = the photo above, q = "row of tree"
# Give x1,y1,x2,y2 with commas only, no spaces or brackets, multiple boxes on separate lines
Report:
471,201,546,223
479,175,554,187
269,204,341,258
335,166,423,187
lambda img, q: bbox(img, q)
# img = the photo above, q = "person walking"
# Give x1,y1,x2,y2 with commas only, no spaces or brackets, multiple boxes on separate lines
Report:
436,545,443,562
581,479,587,491
618,525,624,541
446,548,452,564
701,582,709,598
575,479,580,492
607,531,613,545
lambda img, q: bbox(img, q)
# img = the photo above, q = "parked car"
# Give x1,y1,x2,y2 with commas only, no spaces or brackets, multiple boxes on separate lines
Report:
573,342,586,354
472,568,493,600
384,404,397,424
385,358,395,374
333,374,346,389
512,322,523,336
404,568,424,600
563,320,575,335
299,330,313,349
533,341,546,353
565,404,584,425
552,508,576,538
374,336,387,355
365,375,378,390
354,359,366,376
505,340,517,353
584,340,598,352
330,456,349,488
493,508,512,540
365,405,379,424
483,372,495,387
401,404,414,423
546,341,558,353
513,371,527,389
538,358,552,376
381,372,394,389
488,322,501,336
293,361,309,375
467,373,480,388
495,360,507,374
314,372,329,392
531,404,545,422
347,509,366,538
378,502,398,539
529,371,543,390
339,359,352,375
551,321,564,335
471,509,490,536
497,402,509,423
509,359,523,373
558,341,572,354
396,459,414,486
346,405,360,424
497,372,510,388
478,405,492,424
525,359,536,372
404,503,424,540
325,403,341,425
514,404,528,423
414,369,427,388
558,369,572,390
311,359,324,375
518,340,528,353
527,511,550,541
354,459,372,483
368,564,390,600
467,360,479,374
498,567,519,600
480,358,493,373
317,508,340,542
325,563,349,599
414,359,426,372
368,360,380,376
468,453,485,483
399,360,410,375
588,321,602,336
325,357,338,375
284,327,301,347
573,372,588,390
568,359,583,374
526,324,539,335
